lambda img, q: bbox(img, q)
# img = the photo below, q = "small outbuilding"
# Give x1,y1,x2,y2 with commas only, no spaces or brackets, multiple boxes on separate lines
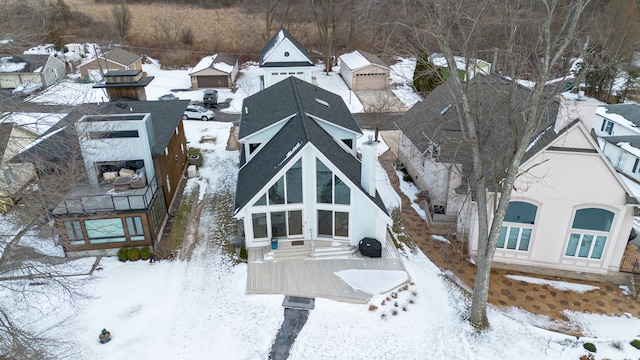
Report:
338,50,390,90
189,53,239,88
78,48,143,79
0,54,66,89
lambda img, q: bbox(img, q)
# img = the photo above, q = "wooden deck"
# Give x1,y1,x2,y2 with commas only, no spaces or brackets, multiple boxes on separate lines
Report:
246,235,410,303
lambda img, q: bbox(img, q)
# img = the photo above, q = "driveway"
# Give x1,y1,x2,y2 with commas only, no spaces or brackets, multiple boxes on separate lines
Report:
355,89,408,113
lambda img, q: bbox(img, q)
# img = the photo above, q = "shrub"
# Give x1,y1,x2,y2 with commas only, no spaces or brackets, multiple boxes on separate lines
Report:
117,248,128,262
368,305,378,312
630,339,640,349
239,245,248,260
579,354,595,360
610,340,622,350
127,247,141,261
583,342,596,353
140,246,151,260
403,173,413,182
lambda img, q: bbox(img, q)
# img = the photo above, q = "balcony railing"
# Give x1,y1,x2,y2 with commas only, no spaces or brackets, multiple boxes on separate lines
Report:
52,176,159,215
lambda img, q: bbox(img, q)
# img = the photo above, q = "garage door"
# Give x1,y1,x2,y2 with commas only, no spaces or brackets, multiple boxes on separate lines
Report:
197,75,228,88
269,71,305,86
354,73,386,90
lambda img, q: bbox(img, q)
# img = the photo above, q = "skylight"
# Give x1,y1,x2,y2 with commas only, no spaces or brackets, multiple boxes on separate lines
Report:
440,104,452,116
315,98,330,107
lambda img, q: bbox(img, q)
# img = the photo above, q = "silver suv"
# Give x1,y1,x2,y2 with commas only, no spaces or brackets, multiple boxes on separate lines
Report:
203,89,218,107
183,105,215,121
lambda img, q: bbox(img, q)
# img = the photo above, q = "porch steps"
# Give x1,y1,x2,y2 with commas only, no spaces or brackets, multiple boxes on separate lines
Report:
311,245,358,259
262,242,357,261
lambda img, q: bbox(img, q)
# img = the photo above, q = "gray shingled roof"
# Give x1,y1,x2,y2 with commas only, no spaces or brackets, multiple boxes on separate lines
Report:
396,73,561,194
234,78,386,215
600,104,640,127
11,100,189,163
0,54,50,73
239,77,361,139
259,27,314,67
103,48,142,67
358,51,389,69
601,135,640,150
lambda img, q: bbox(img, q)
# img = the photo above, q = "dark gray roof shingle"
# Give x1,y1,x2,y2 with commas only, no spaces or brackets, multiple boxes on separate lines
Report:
600,104,640,127
234,77,386,215
396,73,561,193
103,48,142,67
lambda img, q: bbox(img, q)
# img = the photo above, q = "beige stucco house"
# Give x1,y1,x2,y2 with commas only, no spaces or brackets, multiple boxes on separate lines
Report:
396,74,637,277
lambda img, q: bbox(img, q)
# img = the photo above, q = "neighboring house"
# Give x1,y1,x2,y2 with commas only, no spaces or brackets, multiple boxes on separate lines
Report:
11,100,190,255
396,73,636,277
189,53,239,88
259,28,314,88
0,54,66,89
338,50,390,90
428,53,491,81
593,103,640,137
78,48,143,79
0,112,66,196
234,77,391,254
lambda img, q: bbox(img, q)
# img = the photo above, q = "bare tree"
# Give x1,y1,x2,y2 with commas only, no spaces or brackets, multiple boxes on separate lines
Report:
111,1,132,44
311,0,343,73
401,0,588,329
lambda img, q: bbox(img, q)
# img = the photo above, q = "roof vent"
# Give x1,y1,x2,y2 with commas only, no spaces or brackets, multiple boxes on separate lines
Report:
315,98,330,107
245,107,249,115
115,103,127,109
440,104,452,116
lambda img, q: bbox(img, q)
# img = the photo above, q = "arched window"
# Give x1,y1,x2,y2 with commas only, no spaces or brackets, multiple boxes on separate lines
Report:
565,208,614,259
497,201,538,251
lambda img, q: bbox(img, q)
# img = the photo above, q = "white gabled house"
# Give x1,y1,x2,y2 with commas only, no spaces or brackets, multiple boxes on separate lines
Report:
396,73,638,278
234,77,391,255
259,28,315,88
593,103,640,137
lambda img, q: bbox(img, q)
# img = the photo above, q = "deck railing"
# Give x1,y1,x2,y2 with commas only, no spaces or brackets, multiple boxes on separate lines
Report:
52,176,159,215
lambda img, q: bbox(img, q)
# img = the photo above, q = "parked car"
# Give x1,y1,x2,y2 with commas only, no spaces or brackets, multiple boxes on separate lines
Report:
159,93,178,100
183,105,215,121
203,89,218,107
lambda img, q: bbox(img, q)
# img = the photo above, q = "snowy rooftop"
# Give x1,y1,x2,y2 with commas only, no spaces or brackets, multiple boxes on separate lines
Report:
0,56,27,73
190,54,236,75
0,112,67,135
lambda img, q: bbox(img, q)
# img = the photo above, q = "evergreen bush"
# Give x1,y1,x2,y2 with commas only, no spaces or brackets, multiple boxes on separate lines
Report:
583,342,596,353
117,248,128,262
403,173,413,182
630,339,640,349
127,247,141,261
239,245,248,260
140,246,151,260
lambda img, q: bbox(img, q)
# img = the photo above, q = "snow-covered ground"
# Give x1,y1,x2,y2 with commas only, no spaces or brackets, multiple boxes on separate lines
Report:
5,51,640,359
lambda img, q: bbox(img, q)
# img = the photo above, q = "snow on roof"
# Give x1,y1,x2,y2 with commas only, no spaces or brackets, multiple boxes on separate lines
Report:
23,44,55,55
0,112,67,135
596,106,638,130
261,29,286,65
191,54,217,74
340,51,371,70
617,141,640,158
33,66,43,73
619,174,640,202
190,54,235,75
0,56,27,72
429,53,489,72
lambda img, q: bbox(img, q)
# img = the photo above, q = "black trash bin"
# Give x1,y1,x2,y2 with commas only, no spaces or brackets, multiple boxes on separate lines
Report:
359,238,382,258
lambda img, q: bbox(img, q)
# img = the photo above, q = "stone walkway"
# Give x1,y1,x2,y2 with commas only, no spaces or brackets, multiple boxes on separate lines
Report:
269,297,315,360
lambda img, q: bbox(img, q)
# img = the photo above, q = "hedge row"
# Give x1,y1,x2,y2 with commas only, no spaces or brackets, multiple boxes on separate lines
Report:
118,246,151,262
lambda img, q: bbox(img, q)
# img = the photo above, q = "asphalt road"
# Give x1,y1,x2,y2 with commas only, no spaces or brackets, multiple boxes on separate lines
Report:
1,92,405,131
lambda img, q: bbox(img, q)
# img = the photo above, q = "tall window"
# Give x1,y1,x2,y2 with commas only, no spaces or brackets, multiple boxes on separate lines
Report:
497,201,537,251
125,216,145,241
85,218,127,244
601,120,614,135
252,213,268,239
258,159,303,207
64,220,84,246
316,159,350,204
318,210,349,238
565,208,614,259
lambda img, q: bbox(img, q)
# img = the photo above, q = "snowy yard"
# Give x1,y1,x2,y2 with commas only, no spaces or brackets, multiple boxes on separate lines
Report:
4,53,640,359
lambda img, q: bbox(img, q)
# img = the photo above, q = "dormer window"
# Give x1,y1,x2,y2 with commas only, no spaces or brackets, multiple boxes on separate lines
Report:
249,143,261,154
